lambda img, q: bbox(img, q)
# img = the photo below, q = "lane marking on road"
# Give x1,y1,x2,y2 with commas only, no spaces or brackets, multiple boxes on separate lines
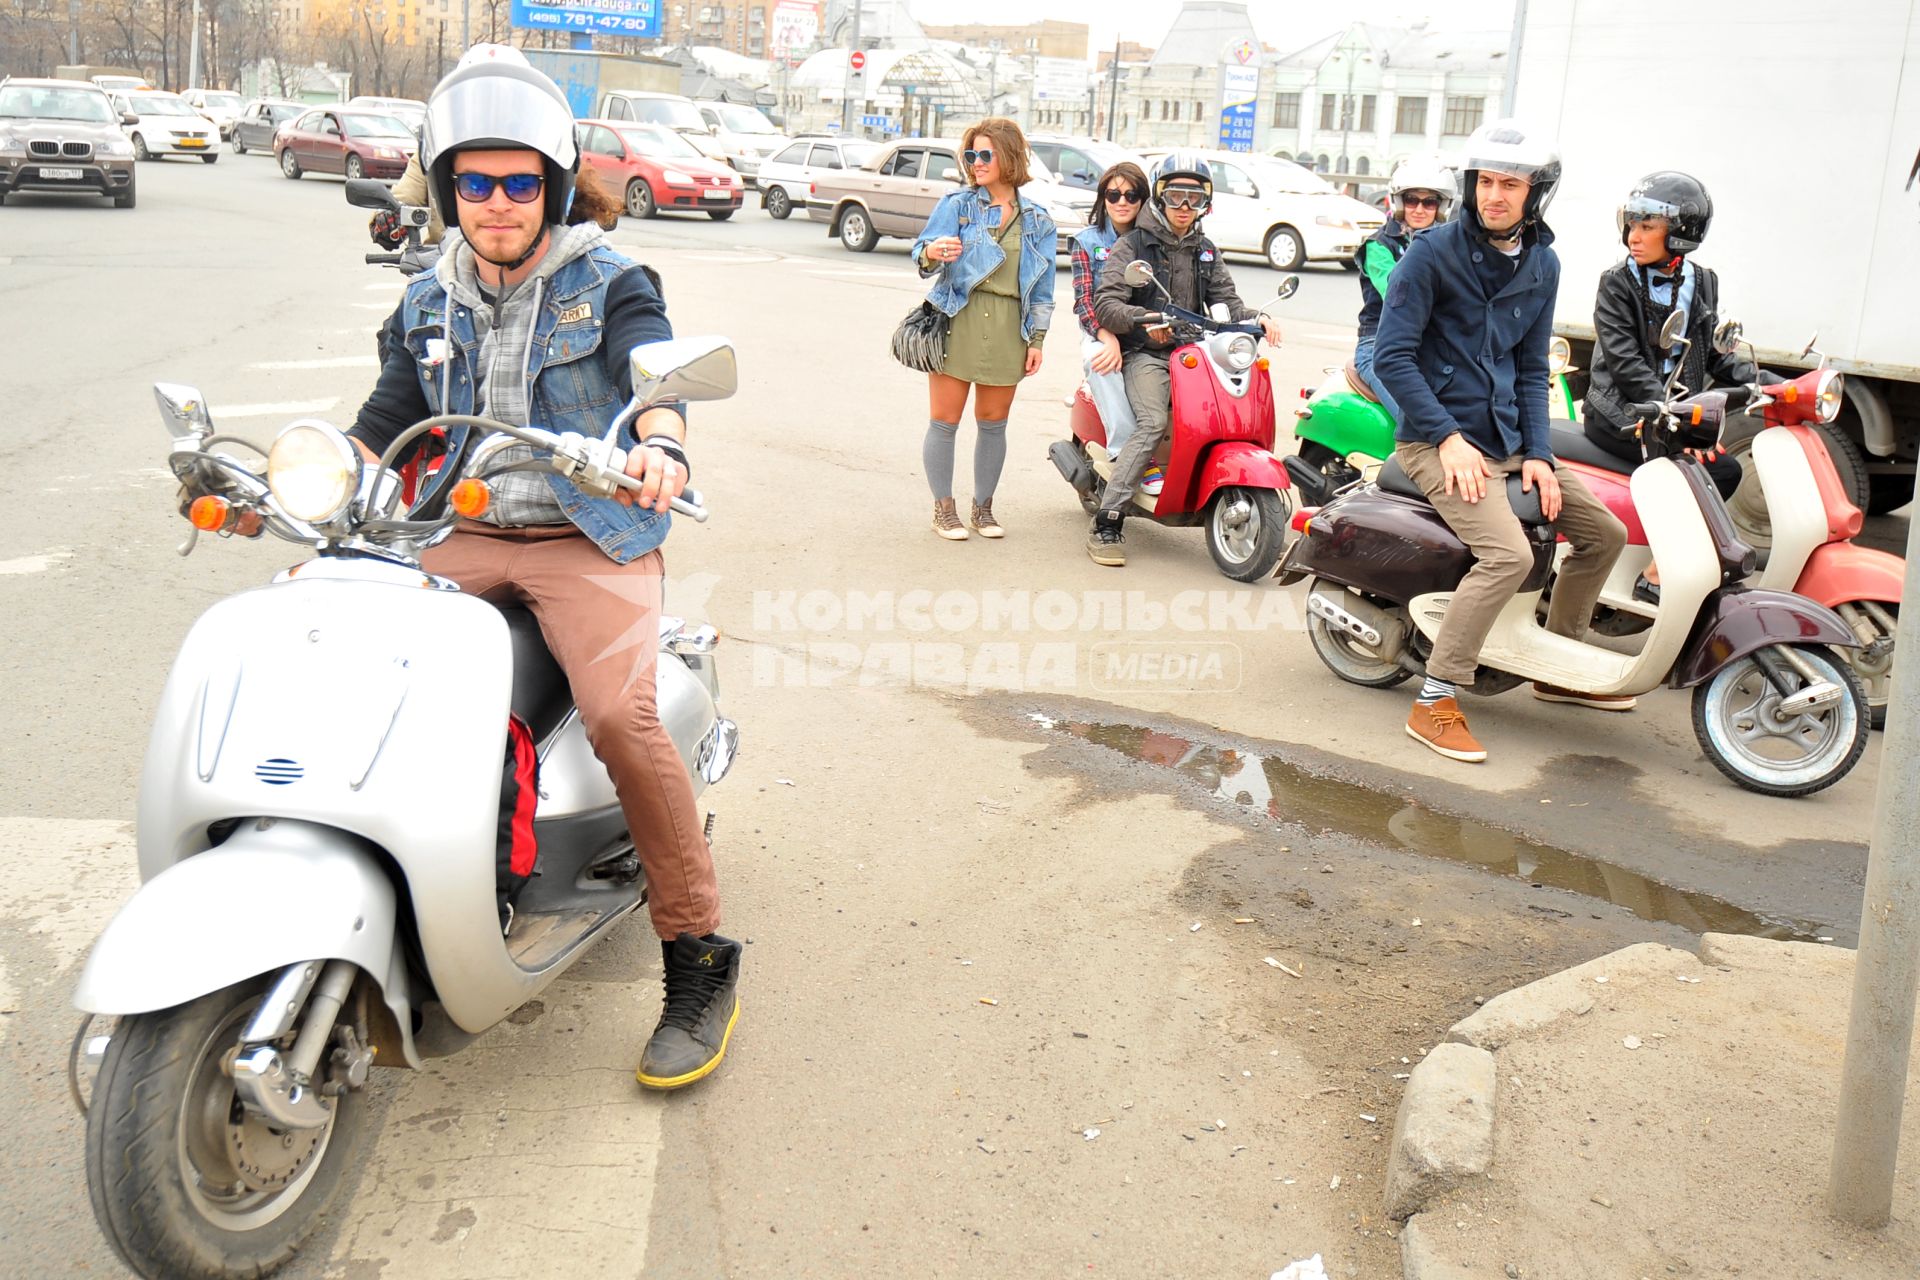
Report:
210,398,341,418
352,301,398,310
364,281,405,290
0,549,73,576
248,356,380,370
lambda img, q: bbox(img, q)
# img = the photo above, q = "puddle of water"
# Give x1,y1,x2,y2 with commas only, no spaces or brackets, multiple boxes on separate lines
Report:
1051,718,1834,942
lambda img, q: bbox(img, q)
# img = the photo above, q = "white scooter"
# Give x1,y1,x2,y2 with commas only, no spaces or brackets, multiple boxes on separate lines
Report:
70,339,741,1280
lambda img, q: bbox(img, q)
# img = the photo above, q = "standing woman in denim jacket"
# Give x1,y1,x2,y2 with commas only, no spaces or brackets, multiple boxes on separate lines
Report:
911,117,1056,540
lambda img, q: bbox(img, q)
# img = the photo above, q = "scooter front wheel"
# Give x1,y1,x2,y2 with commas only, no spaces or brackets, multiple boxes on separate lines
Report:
1206,486,1290,582
1691,644,1868,797
85,977,368,1279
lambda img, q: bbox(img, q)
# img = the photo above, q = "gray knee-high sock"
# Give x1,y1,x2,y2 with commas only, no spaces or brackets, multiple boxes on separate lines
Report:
973,418,1008,500
923,418,959,499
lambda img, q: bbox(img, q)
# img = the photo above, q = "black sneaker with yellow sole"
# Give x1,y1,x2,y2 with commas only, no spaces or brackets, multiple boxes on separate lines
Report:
637,932,741,1090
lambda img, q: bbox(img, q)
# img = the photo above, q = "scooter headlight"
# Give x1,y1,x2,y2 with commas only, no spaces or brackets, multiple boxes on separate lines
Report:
1223,334,1258,372
268,421,360,524
1548,335,1572,377
1816,370,1845,424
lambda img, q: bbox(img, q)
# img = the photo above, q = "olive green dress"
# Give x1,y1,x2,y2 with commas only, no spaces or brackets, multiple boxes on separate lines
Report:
943,212,1039,387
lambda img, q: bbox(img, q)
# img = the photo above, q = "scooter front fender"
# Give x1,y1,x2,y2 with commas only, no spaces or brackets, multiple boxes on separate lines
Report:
1195,442,1290,509
72,819,419,1066
1671,587,1860,689
1795,542,1904,611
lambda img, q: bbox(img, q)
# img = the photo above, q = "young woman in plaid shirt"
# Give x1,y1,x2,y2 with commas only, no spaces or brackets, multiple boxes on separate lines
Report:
1069,162,1160,494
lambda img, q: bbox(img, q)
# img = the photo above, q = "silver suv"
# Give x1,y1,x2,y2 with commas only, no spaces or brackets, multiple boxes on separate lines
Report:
0,77,138,207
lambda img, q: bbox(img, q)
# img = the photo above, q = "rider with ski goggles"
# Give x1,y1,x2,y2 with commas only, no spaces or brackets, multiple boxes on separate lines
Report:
1086,152,1281,566
347,45,744,1094
1353,158,1458,421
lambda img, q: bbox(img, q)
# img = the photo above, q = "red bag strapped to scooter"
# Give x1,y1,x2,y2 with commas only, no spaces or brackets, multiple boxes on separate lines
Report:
496,713,539,930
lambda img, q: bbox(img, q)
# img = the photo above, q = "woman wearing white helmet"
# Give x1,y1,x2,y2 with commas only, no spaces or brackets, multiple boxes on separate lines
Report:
1352,157,1457,419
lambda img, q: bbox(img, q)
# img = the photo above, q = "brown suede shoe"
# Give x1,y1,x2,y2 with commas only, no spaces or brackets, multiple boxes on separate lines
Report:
1406,697,1488,763
1532,682,1637,712
932,498,969,541
970,499,1004,538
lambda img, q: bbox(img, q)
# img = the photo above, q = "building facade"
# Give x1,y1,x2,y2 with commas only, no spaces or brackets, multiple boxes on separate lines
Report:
918,19,1087,60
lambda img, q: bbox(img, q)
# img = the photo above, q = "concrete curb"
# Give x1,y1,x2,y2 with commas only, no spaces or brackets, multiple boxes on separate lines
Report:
1393,934,1841,1277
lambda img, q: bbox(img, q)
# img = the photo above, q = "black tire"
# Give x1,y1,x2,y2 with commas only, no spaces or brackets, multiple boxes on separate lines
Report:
1816,424,1871,513
114,180,136,209
345,154,363,180
133,134,151,162
839,204,878,252
231,135,246,154
625,179,655,218
1867,472,1913,516
1263,225,1305,271
1690,644,1869,797
1339,256,1359,272
85,978,368,1280
1306,587,1413,688
765,184,792,219
201,153,218,165
279,148,301,179
1205,486,1290,581
707,207,734,221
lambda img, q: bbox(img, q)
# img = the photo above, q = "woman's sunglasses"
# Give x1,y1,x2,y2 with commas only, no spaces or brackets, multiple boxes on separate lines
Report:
453,172,545,204
963,148,994,166
1103,188,1144,205
1403,195,1442,210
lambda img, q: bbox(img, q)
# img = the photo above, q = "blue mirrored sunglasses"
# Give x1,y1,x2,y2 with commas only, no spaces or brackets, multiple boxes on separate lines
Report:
963,148,994,166
453,172,545,203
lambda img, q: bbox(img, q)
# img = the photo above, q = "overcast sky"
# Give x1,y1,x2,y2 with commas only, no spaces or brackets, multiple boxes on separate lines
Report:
905,0,1511,62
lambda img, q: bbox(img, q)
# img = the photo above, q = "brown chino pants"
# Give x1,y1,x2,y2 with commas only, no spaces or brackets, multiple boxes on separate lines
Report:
1394,442,1627,686
424,522,720,939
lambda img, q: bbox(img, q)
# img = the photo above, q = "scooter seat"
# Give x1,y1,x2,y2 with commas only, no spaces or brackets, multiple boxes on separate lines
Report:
1548,420,1634,476
500,606,574,742
1343,360,1381,403
1376,455,1553,527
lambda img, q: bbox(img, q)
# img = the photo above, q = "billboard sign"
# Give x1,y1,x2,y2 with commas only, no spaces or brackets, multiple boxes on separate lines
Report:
509,0,658,38
1218,63,1257,152
1032,56,1086,103
770,0,818,56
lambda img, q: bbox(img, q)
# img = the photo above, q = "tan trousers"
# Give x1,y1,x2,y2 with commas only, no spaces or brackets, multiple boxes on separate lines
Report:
424,522,720,938
1394,443,1627,685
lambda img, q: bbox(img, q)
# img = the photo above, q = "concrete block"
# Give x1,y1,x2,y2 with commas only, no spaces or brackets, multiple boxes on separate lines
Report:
1698,932,1854,981
1399,1215,1485,1279
1445,942,1702,1051
1384,1042,1496,1221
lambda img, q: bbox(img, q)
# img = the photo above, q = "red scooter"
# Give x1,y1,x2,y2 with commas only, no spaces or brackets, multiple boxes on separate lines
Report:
1050,261,1297,581
1550,331,1901,726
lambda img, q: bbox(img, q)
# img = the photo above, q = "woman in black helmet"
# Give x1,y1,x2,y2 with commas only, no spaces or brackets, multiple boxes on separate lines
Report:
1582,171,1759,600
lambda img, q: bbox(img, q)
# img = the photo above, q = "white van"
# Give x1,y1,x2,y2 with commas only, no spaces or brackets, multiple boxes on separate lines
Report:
596,90,730,168
694,101,786,186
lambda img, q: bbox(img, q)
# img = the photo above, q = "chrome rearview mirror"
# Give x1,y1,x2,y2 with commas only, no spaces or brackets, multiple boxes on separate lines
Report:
1657,309,1688,350
1712,318,1743,354
1274,274,1300,301
1123,259,1155,287
628,337,738,409
154,382,214,440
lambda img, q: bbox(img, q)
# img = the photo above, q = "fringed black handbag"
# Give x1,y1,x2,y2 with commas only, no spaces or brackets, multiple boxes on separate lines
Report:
890,301,949,373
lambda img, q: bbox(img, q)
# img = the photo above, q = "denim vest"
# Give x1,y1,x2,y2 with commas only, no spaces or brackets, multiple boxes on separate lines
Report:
399,244,669,565
1073,223,1117,260
912,187,1057,342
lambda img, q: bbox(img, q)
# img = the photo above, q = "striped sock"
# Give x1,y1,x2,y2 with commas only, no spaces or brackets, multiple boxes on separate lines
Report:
1418,677,1457,705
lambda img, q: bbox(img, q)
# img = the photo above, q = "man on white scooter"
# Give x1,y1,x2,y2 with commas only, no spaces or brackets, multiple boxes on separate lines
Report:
1373,120,1629,764
346,47,742,1091
1086,152,1283,566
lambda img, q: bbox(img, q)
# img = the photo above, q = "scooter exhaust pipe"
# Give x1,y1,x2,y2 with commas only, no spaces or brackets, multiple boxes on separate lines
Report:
1048,440,1097,498
1307,588,1400,654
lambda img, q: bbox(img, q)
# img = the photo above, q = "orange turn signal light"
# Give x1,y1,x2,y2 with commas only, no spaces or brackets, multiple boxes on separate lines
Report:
449,478,492,518
1180,353,1200,369
1689,405,1704,425
1783,384,1799,403
1256,357,1271,372
189,495,231,531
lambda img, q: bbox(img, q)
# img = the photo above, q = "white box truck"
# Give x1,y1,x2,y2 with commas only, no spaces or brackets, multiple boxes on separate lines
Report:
1510,0,1920,516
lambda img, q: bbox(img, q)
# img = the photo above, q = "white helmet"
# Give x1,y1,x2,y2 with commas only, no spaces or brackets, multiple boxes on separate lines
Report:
1387,157,1458,223
421,43,580,229
1460,118,1562,232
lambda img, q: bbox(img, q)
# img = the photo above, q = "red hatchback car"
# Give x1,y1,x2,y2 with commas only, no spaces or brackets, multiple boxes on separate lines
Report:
274,108,415,181
578,119,742,220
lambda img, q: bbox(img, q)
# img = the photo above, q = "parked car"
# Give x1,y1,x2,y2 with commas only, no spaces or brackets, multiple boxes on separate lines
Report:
808,137,1094,254
229,98,305,155
756,134,878,219
0,77,137,207
274,108,414,181
1026,135,1143,192
179,88,245,139
347,95,426,133
109,90,218,162
595,90,731,167
577,119,743,219
1134,148,1383,270
693,100,786,186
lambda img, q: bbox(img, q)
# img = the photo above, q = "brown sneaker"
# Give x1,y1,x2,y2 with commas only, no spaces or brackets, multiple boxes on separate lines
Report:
932,498,969,541
1406,697,1488,763
970,499,1004,538
1532,682,1637,712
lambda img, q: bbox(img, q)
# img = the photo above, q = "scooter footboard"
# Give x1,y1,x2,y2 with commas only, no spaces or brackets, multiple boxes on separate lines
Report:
73,819,420,1066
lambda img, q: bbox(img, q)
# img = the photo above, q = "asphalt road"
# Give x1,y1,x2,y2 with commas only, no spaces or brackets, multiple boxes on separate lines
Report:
0,154,1897,1278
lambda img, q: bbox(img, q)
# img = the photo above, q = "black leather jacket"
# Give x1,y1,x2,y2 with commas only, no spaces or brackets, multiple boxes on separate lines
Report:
1582,258,1758,445
1094,202,1254,352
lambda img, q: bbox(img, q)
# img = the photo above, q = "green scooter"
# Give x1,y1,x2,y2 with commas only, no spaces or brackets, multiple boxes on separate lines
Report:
1280,336,1580,504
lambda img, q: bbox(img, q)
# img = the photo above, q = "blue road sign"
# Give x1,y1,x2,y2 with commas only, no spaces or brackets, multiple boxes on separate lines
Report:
510,0,658,38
